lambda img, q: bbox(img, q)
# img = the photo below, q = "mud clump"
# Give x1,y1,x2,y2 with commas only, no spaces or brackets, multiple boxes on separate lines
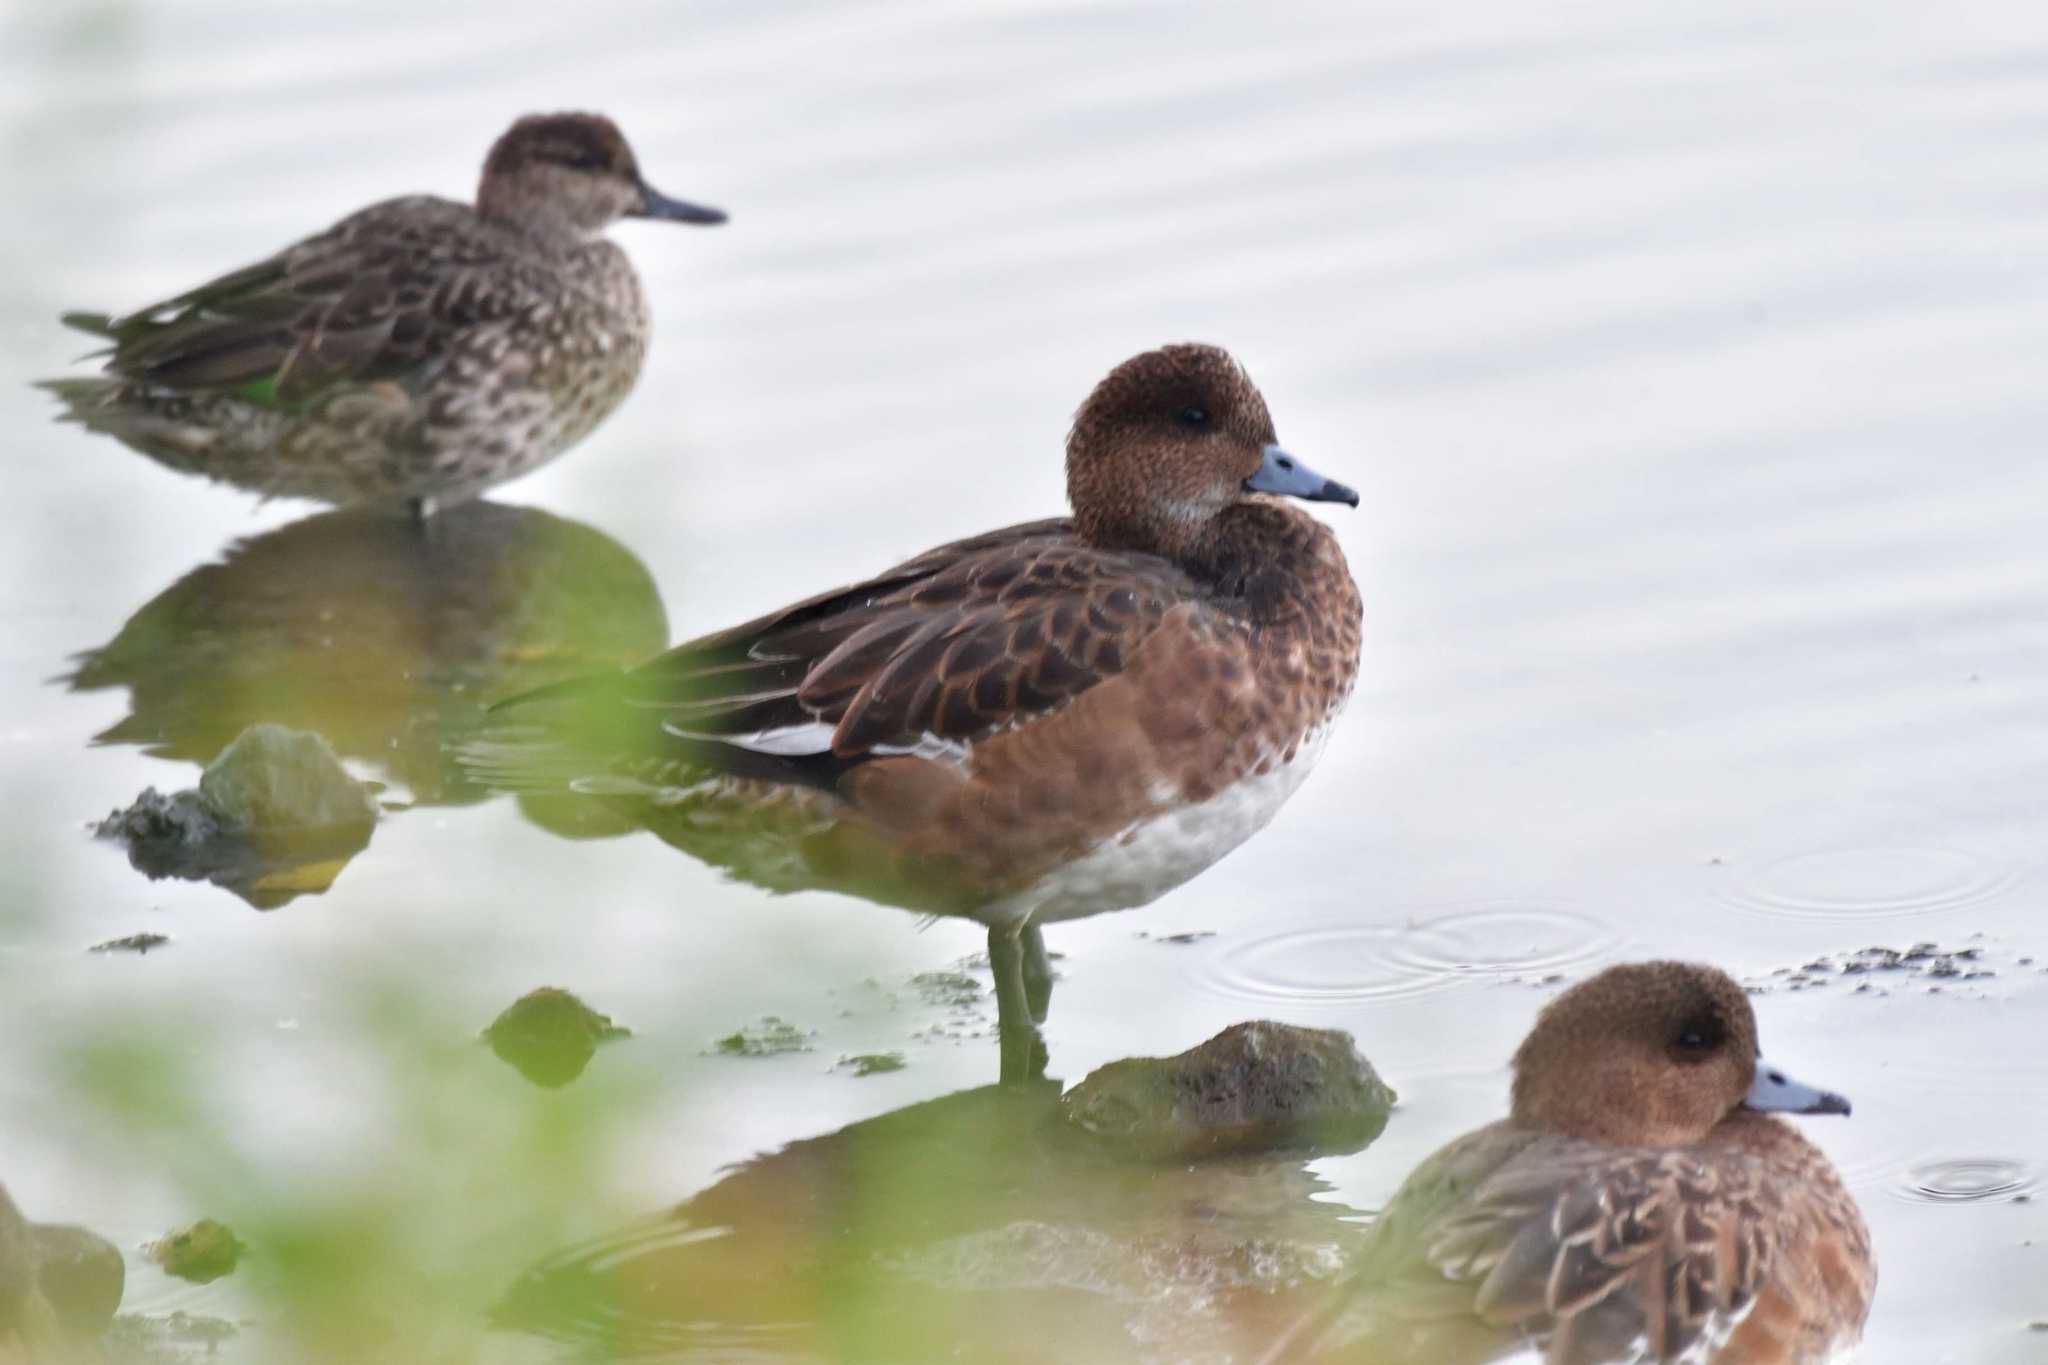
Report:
88,933,171,955
1756,941,2009,995
145,1219,243,1285
835,1052,908,1077
484,988,630,1088
712,1017,814,1058
1061,1020,1396,1161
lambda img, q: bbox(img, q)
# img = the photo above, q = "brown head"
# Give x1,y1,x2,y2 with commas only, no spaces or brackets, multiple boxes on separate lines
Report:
1065,343,1357,561
1509,960,1852,1146
476,112,726,235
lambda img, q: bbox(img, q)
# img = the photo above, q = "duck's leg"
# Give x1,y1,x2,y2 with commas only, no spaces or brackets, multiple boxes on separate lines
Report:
989,923,1048,1085
1021,922,1053,1024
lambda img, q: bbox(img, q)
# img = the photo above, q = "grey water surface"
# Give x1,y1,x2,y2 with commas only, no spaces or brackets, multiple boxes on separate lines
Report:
2,1,2044,1361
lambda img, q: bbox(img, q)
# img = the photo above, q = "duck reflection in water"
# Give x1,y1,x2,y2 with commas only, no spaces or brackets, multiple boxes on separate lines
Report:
69,500,667,903
498,1022,1393,1365
465,343,1363,1082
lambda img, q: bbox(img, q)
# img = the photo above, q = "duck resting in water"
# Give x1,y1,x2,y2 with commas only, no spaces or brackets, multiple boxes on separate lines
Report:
1264,960,1873,1365
41,111,724,518
466,342,1363,1079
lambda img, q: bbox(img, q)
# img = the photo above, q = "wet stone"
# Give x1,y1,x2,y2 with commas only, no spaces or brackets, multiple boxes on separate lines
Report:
484,988,631,1089
96,724,377,909
145,1219,243,1285
1060,1020,1397,1161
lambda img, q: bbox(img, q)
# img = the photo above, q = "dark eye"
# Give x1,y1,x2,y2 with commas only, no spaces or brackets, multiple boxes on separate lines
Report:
555,145,607,172
1177,406,1210,428
1670,1016,1723,1062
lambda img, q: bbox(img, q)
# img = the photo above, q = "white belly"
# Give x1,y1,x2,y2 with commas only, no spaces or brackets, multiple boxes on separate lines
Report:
989,727,1332,927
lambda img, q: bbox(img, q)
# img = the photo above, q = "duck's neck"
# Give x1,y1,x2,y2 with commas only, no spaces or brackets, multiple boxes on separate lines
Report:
477,195,605,254
1181,501,1330,626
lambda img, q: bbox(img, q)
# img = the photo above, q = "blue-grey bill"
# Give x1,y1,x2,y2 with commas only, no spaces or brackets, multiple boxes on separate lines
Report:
1746,1056,1852,1116
637,183,727,224
1245,443,1358,507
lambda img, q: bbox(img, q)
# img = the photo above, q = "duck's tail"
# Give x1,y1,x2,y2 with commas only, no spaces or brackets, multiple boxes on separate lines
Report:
37,374,239,477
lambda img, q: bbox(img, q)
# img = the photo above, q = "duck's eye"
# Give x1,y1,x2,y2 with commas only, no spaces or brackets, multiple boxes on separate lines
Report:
1669,1016,1724,1062
1177,406,1210,429
553,145,607,172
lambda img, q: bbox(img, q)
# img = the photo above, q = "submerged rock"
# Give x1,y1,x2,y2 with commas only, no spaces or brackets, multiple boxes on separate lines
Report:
88,932,171,955
1061,1021,1397,1161
835,1052,909,1077
711,1017,814,1058
484,988,630,1088
104,1309,241,1355
145,1219,243,1285
96,723,377,909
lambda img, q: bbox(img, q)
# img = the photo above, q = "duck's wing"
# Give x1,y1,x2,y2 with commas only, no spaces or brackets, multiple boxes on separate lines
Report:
1271,1131,1783,1365
1425,1140,1782,1365
60,197,529,405
483,520,1196,791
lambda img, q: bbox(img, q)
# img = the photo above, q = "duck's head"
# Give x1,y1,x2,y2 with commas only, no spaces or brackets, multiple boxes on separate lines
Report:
1509,960,1852,1146
477,112,726,235
1066,343,1356,561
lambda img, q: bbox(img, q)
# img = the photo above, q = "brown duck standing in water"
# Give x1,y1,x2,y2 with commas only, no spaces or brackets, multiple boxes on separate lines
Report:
41,112,724,517
467,343,1364,1079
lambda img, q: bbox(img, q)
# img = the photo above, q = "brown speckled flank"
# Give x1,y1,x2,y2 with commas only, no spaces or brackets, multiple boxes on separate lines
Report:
1278,962,1875,1365
40,112,724,512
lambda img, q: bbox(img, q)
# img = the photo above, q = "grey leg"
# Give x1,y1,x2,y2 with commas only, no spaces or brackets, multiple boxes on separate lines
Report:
988,923,1048,1084
1021,922,1053,1024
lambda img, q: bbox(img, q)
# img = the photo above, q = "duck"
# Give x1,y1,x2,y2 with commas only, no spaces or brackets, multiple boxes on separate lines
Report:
467,342,1362,1077
40,111,724,517
1272,960,1874,1365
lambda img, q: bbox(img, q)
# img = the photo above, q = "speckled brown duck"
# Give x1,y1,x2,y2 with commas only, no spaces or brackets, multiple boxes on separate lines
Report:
467,342,1362,1076
1274,961,1874,1365
40,112,724,515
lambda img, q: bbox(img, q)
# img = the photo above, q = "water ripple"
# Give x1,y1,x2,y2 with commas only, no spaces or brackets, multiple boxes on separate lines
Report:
1895,1157,2039,1205
1196,906,1618,1009
1713,847,2018,921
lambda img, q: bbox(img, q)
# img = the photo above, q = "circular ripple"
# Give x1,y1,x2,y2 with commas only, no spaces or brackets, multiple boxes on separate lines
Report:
1197,925,1456,1006
1716,847,2016,921
1196,907,1617,1009
1895,1157,2038,1205
1385,906,1620,979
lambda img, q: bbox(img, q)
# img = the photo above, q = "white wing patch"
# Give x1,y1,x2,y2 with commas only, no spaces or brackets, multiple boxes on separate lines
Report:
659,718,972,765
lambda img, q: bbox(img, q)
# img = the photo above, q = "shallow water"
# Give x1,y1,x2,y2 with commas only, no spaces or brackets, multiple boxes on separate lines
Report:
4,1,2046,1361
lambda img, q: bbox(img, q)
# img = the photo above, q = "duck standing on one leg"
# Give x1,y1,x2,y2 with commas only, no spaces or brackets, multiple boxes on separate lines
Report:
41,111,724,518
466,342,1364,1080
